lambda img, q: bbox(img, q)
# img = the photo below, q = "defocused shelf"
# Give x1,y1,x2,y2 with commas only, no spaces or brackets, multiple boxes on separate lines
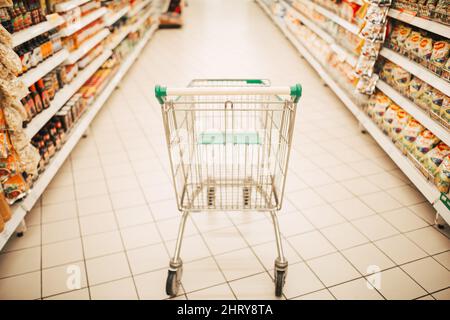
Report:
18,49,69,87
127,0,152,17
64,28,110,64
388,9,450,39
380,48,450,97
130,6,155,32
24,50,112,138
104,6,130,26
59,7,107,37
54,0,92,12
12,14,65,47
107,27,131,50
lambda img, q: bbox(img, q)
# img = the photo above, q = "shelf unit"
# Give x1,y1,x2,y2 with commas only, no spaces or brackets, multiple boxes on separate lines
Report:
17,49,69,87
256,0,449,224
387,9,450,39
127,0,152,17
130,6,155,32
1,21,160,251
376,80,450,147
24,50,112,138
12,14,65,47
104,6,130,26
296,0,360,35
64,29,110,64
107,27,131,50
59,7,107,37
284,0,357,67
54,0,92,12
380,48,450,97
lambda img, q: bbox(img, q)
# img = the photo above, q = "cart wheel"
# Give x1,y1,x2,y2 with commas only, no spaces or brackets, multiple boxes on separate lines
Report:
274,269,286,297
166,268,182,297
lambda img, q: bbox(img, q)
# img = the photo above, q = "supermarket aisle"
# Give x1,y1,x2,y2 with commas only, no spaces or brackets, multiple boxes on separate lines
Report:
1,0,449,300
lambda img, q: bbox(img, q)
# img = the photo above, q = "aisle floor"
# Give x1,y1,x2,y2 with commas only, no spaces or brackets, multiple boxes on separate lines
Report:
0,0,449,300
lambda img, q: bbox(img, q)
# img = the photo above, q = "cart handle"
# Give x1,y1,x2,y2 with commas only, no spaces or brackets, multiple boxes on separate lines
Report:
155,84,302,104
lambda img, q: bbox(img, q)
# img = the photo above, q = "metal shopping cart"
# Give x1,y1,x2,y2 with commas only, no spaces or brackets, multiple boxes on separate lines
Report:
155,79,302,297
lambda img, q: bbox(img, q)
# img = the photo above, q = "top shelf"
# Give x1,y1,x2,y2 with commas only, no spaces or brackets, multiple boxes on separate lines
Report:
54,0,92,12
296,0,360,35
127,0,152,17
12,14,65,47
59,7,107,37
388,9,450,39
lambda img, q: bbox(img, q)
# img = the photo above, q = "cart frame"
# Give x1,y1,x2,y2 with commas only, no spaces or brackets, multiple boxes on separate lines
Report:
155,79,301,297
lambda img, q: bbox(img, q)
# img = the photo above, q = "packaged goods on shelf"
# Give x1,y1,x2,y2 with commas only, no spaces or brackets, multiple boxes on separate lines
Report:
391,0,449,25
14,28,63,76
378,58,449,128
386,20,450,78
0,0,47,34
77,42,103,68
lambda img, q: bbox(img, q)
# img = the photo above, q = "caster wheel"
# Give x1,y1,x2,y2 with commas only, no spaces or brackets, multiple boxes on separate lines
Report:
437,224,444,229
16,232,24,237
274,269,286,297
166,267,182,297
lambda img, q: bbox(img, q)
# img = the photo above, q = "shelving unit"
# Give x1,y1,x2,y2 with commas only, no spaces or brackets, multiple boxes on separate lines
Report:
284,0,357,67
380,48,450,97
12,14,65,47
59,7,107,37
104,6,130,26
256,0,450,225
376,80,450,147
1,17,160,250
296,0,360,35
107,27,131,50
127,0,152,18
130,6,155,32
17,49,69,87
64,29,110,64
387,9,450,39
24,50,112,138
54,0,92,12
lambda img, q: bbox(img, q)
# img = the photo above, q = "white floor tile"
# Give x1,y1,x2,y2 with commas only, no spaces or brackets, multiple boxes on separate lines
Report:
120,222,162,250
166,234,210,263
352,215,399,241
375,234,427,265
321,222,369,250
42,238,84,268
215,248,265,281
91,278,138,300
282,262,324,299
331,198,376,220
135,268,184,300
301,204,346,229
360,191,403,213
42,261,87,297
372,267,426,300
293,289,335,300
42,201,78,223
82,230,124,259
229,272,283,300
127,243,168,275
41,219,80,244
313,183,354,203
181,257,226,293
406,227,450,255
44,288,90,300
401,257,450,293
329,278,384,300
79,211,118,236
0,271,41,300
381,208,429,233
307,252,361,287
188,283,235,300
341,243,395,275
433,252,450,270
86,252,131,286
287,231,336,260
202,226,248,255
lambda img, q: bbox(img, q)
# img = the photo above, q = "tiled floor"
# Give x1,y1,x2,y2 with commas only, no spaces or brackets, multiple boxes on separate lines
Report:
1,0,449,300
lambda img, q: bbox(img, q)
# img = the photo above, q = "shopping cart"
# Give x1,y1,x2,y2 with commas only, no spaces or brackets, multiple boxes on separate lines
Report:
155,79,302,297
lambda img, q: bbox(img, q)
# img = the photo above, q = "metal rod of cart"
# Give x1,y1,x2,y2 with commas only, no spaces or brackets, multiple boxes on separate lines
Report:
155,79,302,297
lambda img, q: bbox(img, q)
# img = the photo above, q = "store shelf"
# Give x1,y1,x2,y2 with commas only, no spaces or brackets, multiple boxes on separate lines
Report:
380,48,450,97
284,1,357,67
296,0,360,35
387,9,450,39
104,6,130,26
127,0,152,17
18,22,159,224
64,28,110,64
130,6,155,32
0,205,27,251
12,14,65,47
18,49,69,87
59,7,107,37
107,27,131,50
54,0,92,12
257,0,448,221
376,80,450,146
24,50,112,138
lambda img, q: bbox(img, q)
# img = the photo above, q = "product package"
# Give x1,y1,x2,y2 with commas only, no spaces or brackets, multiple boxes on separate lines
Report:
435,155,450,193
421,142,450,177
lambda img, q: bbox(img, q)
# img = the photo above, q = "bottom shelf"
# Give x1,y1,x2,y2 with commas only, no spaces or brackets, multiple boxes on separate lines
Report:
256,0,449,225
0,22,160,251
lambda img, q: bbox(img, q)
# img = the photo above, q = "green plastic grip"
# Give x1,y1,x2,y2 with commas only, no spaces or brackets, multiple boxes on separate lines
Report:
155,85,167,104
290,84,302,103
